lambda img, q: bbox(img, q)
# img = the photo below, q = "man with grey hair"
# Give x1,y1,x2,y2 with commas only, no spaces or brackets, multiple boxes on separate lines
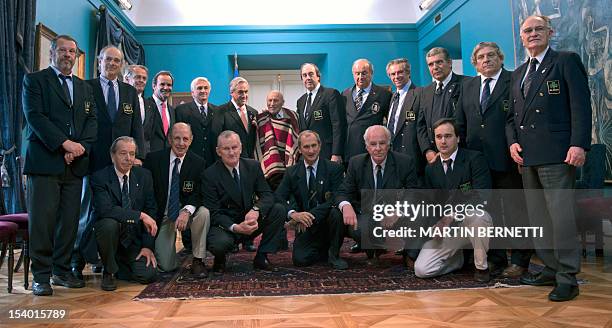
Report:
124,65,154,156
145,70,175,153
211,77,258,159
335,125,419,266
296,63,346,162
417,47,465,164
176,77,218,166
71,45,146,280
92,136,158,291
456,41,532,279
342,59,392,162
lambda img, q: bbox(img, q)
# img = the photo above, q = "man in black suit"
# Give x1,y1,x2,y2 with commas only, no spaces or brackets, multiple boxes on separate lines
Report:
275,130,348,269
506,15,591,302
203,131,286,274
211,77,258,159
336,125,420,265
296,63,346,162
385,58,425,179
175,77,218,166
417,47,465,164
342,59,392,162
455,42,532,278
22,35,97,296
125,64,154,157
72,46,146,278
145,70,175,153
144,123,210,275
414,118,493,282
92,137,158,291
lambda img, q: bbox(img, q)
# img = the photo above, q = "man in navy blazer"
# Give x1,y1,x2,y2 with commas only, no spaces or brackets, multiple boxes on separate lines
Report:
455,42,531,278
23,35,97,296
275,130,347,269
92,137,158,291
342,59,392,162
296,63,346,162
506,15,591,302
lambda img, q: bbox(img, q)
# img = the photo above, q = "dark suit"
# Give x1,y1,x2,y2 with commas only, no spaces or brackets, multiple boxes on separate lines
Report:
417,73,465,153
415,148,493,278
342,84,392,161
296,85,346,160
275,159,345,266
203,159,285,258
456,70,531,268
506,49,591,286
91,165,157,283
140,94,157,157
22,67,97,283
335,151,419,250
175,100,218,166
145,96,175,154
211,101,258,159
389,83,426,178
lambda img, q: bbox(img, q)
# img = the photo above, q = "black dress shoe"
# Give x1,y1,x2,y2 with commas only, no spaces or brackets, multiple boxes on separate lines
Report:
191,257,208,277
520,272,556,286
71,267,84,281
548,284,579,302
212,256,226,276
52,274,85,288
474,268,491,283
328,249,348,270
91,262,103,273
32,282,53,296
253,253,279,272
101,272,117,291
350,242,362,253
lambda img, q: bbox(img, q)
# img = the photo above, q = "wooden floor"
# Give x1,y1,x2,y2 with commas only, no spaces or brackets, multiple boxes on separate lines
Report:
1,250,612,327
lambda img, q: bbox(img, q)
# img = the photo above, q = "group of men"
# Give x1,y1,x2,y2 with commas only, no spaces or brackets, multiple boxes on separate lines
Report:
23,14,590,302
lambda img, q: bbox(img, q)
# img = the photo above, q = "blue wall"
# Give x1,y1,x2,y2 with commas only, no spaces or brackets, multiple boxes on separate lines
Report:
136,25,419,104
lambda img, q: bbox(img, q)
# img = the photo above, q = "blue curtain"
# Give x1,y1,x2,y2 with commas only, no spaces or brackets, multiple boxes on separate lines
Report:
0,0,35,214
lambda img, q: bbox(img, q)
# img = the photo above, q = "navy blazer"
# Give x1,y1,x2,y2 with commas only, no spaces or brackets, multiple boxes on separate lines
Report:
342,83,392,161
91,165,157,250
506,49,592,166
87,78,145,173
275,158,344,221
175,100,218,166
145,96,175,154
456,69,514,172
296,85,347,160
22,67,97,177
390,83,426,176
210,101,258,159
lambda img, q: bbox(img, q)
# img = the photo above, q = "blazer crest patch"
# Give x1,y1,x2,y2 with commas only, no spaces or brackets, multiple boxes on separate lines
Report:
122,103,134,114
182,180,194,192
546,80,560,95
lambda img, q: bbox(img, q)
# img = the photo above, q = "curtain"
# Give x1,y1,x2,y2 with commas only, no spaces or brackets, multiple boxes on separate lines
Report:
0,0,35,214
96,8,145,65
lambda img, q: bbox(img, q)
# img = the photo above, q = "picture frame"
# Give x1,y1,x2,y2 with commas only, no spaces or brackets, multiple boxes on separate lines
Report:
35,23,86,79
169,92,193,107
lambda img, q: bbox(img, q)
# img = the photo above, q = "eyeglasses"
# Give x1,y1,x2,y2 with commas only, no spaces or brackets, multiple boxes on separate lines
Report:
522,26,548,34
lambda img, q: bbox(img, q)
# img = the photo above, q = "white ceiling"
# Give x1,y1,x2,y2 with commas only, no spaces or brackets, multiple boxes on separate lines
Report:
123,0,427,27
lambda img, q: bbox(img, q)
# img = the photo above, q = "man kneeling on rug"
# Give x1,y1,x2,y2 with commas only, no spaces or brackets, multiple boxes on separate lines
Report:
275,130,348,269
92,137,159,291
204,131,286,275
414,118,493,282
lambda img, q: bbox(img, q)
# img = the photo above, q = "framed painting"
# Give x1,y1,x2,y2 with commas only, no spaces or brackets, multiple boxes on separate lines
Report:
35,23,86,79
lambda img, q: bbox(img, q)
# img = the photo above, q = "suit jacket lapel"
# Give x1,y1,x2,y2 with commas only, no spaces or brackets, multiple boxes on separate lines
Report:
306,87,324,127
296,162,310,208
45,68,72,107
108,166,122,204
485,70,510,112
92,79,111,122
381,153,395,188
447,149,465,188
424,83,435,123
129,170,140,204
218,162,243,206
363,157,375,189
524,50,556,108
228,104,247,133
395,85,417,137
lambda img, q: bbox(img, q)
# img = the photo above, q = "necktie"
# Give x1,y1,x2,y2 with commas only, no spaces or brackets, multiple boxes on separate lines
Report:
200,105,207,121
232,167,241,192
387,92,400,135
239,106,248,131
161,101,169,136
443,159,453,175
59,74,72,106
480,78,492,115
304,92,312,121
355,89,365,111
435,81,444,95
107,80,117,121
167,158,181,222
307,166,316,209
139,95,145,124
121,175,130,209
375,164,383,190
522,58,539,98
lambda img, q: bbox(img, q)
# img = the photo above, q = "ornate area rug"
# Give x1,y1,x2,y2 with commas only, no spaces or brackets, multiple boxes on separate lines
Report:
135,239,527,300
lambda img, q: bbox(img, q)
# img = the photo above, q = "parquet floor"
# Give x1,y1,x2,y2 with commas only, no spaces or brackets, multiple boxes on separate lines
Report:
1,249,611,327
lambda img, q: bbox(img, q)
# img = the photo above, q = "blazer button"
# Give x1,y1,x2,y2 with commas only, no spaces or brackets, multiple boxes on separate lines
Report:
520,125,524,130
536,109,540,113
530,124,535,129
515,112,518,116
539,92,544,97
480,124,485,128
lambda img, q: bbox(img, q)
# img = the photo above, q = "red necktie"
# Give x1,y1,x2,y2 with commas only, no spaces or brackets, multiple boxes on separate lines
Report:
161,101,169,136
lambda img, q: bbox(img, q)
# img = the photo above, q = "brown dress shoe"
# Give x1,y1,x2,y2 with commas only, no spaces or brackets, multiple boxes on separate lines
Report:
191,257,208,277
501,264,527,278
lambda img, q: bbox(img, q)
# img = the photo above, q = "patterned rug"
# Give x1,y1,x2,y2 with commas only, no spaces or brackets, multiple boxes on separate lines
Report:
135,238,528,300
